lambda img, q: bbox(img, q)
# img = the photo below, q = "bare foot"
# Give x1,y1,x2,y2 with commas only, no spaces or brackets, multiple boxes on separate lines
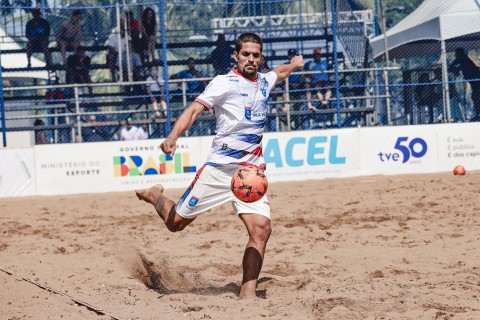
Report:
135,184,164,204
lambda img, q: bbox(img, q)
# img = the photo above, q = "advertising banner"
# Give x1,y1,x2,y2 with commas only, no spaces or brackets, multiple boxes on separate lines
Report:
262,128,361,182
0,147,35,198
35,138,203,195
359,125,438,176
436,122,480,172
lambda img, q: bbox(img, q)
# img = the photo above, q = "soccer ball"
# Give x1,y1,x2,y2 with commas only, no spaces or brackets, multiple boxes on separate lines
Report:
231,166,268,203
453,165,466,175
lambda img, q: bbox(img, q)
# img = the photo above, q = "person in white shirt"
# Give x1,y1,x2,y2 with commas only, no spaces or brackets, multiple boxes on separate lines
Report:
136,123,149,140
107,29,142,82
120,121,139,141
135,33,304,300
146,67,167,118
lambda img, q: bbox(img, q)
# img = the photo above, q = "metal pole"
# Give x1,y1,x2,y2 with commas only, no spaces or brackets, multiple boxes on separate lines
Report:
380,0,392,125
440,39,451,123
74,86,82,141
0,46,6,146
116,4,124,83
285,78,291,131
330,0,342,127
159,0,172,134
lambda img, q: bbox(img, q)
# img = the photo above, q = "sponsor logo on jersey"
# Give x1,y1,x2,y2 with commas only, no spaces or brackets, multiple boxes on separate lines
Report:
244,106,252,120
188,196,199,208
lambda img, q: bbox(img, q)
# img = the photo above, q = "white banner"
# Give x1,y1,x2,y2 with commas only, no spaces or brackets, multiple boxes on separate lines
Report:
0,147,35,198
436,122,480,172
35,138,204,195
263,128,361,182
359,125,438,176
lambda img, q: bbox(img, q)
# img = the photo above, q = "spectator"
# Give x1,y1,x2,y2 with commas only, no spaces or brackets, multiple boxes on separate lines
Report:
66,46,92,94
81,115,107,142
283,48,307,130
107,29,142,83
170,57,207,101
415,73,435,124
146,66,167,118
34,119,49,144
449,47,480,122
305,48,332,109
26,9,51,68
136,123,149,140
120,120,139,141
210,34,233,75
121,11,143,60
56,10,82,65
141,7,157,62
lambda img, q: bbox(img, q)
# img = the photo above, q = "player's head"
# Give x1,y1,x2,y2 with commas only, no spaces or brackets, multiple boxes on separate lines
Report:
234,33,263,80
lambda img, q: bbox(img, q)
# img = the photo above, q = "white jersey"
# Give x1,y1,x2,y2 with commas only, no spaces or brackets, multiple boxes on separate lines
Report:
195,68,278,168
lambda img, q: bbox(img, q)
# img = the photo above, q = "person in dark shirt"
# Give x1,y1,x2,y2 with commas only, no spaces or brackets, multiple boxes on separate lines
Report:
26,9,51,68
141,7,157,62
449,47,480,122
210,34,233,75
66,46,92,94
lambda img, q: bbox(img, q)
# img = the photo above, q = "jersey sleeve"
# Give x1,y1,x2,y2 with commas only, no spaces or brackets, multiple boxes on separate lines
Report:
195,76,229,110
265,71,279,90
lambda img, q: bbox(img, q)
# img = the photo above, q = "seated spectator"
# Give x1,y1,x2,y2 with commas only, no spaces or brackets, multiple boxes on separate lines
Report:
283,48,308,130
305,48,332,109
120,120,139,141
136,123,149,140
210,34,233,75
26,9,51,68
81,115,107,142
141,7,157,62
34,119,49,144
170,57,206,101
66,46,92,94
107,29,142,83
56,10,82,65
146,66,167,118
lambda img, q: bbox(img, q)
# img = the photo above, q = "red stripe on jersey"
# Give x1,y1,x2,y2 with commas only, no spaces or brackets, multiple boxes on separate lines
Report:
189,164,206,189
195,98,211,110
250,146,263,156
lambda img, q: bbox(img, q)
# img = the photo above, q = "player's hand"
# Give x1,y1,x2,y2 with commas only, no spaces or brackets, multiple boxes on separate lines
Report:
160,137,177,156
291,55,305,70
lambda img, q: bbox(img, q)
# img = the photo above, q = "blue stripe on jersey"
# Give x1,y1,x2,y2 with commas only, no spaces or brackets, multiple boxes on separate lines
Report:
217,146,249,159
234,133,262,144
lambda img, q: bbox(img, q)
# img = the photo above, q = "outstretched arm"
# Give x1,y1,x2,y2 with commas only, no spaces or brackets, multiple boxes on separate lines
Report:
160,101,206,156
273,55,305,83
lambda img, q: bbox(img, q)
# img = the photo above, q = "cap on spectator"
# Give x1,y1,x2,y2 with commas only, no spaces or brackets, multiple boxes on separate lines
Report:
288,49,297,56
313,48,321,54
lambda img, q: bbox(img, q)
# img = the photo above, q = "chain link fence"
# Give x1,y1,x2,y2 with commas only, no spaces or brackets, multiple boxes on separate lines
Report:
1,0,479,147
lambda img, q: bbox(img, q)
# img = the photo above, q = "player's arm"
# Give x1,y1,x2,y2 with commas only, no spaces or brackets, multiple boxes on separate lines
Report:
160,101,206,156
273,55,305,83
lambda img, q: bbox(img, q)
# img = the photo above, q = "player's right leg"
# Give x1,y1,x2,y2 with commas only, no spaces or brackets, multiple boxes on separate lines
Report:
135,184,194,232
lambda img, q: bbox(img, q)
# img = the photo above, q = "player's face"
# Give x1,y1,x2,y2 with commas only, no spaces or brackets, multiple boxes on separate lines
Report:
234,42,262,79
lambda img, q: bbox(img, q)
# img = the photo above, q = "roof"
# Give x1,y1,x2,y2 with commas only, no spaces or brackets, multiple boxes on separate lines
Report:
370,0,480,58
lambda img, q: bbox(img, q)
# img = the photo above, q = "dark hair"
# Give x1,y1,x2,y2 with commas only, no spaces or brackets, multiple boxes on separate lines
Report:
72,10,81,16
31,9,41,16
235,33,263,53
142,7,156,27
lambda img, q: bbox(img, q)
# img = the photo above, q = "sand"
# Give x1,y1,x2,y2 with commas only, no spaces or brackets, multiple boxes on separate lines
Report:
1,171,480,320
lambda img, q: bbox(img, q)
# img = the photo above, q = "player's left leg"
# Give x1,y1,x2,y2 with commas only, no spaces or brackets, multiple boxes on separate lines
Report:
238,213,272,299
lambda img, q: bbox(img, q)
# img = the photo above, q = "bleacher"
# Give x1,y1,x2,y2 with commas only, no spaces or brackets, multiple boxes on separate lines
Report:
1,1,381,147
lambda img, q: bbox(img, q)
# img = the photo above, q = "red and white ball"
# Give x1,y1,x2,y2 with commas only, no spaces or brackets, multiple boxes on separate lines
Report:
453,165,466,175
231,166,268,203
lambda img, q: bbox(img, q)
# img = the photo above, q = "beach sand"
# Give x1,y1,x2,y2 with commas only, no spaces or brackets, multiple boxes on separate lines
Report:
1,171,480,319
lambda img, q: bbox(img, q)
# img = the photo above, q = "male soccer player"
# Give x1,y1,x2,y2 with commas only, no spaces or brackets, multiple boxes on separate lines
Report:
136,33,304,299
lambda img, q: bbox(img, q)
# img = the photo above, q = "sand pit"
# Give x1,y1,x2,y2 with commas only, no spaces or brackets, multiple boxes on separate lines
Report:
1,171,480,319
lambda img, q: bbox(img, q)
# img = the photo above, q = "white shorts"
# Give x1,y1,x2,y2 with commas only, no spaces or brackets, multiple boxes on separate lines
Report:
175,164,271,220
